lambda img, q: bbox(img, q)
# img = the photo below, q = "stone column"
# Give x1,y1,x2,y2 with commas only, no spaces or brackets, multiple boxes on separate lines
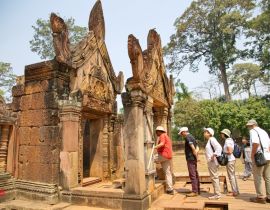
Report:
0,125,10,173
59,100,81,190
144,97,156,193
122,90,147,195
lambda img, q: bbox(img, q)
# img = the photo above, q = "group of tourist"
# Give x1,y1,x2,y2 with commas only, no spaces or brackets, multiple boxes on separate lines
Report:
154,119,270,204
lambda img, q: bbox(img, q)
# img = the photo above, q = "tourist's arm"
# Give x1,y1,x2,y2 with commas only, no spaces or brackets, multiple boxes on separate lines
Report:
225,140,234,154
155,136,165,149
226,146,233,154
189,144,197,157
155,141,165,149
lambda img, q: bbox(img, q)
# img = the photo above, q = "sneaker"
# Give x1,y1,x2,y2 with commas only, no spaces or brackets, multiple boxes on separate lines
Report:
250,197,266,204
186,192,198,197
266,197,270,203
208,194,221,200
242,177,247,181
166,190,174,195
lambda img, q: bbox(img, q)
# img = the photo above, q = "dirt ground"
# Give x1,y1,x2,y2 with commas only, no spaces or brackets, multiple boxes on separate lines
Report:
172,151,245,174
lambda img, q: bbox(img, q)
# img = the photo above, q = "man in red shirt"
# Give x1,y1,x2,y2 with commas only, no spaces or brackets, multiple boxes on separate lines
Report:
155,126,174,194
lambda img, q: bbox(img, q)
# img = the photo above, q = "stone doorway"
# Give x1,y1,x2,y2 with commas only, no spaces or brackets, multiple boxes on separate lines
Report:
81,116,106,186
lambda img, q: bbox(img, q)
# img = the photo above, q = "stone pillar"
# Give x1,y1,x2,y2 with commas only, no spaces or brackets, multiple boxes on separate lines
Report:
59,100,81,190
144,97,155,193
122,90,147,195
0,125,10,173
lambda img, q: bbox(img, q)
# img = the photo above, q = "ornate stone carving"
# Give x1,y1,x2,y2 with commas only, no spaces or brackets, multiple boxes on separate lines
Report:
50,1,124,113
50,13,71,65
127,29,174,107
88,0,105,42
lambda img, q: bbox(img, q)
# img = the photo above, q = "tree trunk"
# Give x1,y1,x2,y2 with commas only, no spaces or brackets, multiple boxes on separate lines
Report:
253,82,258,96
219,63,231,101
247,89,251,98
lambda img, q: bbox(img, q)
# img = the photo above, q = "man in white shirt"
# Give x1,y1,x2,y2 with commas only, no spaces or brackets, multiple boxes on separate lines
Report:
204,128,222,200
247,119,270,204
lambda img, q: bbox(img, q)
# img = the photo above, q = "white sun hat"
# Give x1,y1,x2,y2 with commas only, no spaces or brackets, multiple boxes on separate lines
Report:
156,126,166,132
178,127,189,135
204,127,214,136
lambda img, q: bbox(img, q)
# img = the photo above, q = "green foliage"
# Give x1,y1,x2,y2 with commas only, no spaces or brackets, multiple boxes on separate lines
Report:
30,16,88,60
245,0,270,71
173,97,270,140
175,80,192,101
0,62,16,101
229,63,261,97
164,0,255,101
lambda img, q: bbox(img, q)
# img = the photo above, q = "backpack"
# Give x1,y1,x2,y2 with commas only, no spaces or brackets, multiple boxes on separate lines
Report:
233,140,242,158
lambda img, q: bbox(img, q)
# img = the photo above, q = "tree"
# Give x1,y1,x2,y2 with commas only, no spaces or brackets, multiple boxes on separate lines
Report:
164,0,255,101
175,80,192,101
229,63,261,97
173,96,270,140
245,0,270,71
173,98,206,139
30,16,88,60
0,62,16,100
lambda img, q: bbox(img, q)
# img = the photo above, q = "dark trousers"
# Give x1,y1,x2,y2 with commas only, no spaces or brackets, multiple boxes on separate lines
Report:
187,160,200,193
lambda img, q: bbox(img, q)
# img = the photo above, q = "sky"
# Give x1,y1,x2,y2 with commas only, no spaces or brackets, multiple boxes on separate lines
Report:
0,0,212,97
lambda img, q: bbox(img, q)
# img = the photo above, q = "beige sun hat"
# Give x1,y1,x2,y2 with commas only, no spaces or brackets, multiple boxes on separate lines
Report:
220,129,231,137
246,119,258,126
156,126,166,132
204,127,214,136
178,127,188,135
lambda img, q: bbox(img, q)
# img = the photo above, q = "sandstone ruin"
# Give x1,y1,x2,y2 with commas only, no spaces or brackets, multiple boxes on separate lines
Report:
0,1,174,209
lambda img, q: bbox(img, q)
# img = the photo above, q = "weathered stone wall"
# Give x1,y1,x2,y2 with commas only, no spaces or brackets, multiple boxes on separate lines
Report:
11,61,68,185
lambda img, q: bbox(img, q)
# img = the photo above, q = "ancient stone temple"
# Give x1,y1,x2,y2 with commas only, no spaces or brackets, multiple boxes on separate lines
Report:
1,1,174,209
121,29,174,209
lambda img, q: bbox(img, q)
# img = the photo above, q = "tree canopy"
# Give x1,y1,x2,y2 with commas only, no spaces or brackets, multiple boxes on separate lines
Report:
164,0,255,101
229,63,261,97
30,16,88,60
0,62,16,101
173,97,270,141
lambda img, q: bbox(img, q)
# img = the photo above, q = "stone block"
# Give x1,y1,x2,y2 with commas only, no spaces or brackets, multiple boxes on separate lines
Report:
19,145,60,165
11,96,21,111
62,121,79,152
17,127,31,145
60,151,78,190
18,126,60,146
18,109,59,127
20,92,57,110
12,85,24,97
24,80,50,95
18,161,59,184
121,195,150,210
39,126,60,146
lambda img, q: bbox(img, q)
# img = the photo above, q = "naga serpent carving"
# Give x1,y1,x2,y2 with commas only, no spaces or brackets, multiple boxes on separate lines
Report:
50,13,71,65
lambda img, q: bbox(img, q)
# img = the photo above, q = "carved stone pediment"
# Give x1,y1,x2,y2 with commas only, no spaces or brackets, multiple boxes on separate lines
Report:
50,0,124,113
127,29,174,107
